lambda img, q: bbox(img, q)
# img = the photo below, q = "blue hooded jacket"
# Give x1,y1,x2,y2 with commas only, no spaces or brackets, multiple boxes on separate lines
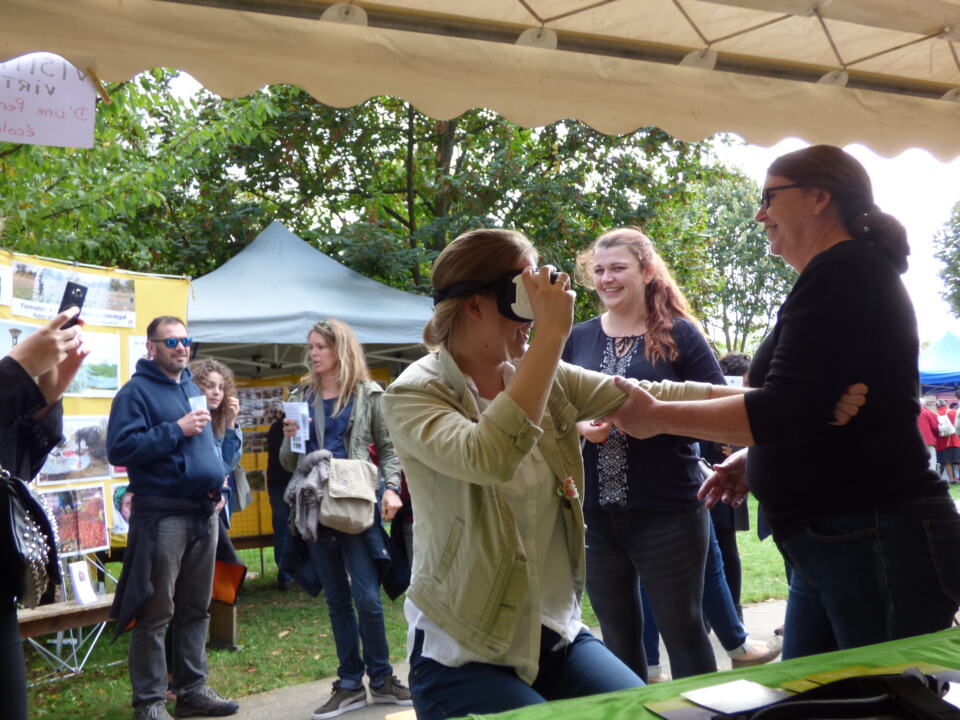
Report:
107,359,227,499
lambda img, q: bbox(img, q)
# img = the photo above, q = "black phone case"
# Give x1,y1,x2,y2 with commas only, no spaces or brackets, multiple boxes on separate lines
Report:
57,281,88,329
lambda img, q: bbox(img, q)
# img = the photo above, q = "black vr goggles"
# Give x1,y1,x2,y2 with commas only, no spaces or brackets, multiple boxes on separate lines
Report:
432,268,559,322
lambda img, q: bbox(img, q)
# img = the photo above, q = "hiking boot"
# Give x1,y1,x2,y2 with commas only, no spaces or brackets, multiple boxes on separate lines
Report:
134,701,174,720
174,685,239,717
369,675,413,706
311,681,368,719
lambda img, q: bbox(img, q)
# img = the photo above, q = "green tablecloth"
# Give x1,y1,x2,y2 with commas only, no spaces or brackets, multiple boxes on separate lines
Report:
474,628,960,720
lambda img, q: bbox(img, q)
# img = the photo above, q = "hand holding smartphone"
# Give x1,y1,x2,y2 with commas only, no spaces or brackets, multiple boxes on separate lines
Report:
57,282,88,329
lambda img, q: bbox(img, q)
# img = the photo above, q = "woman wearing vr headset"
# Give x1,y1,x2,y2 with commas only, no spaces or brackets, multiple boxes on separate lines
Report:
562,228,778,680
382,228,729,720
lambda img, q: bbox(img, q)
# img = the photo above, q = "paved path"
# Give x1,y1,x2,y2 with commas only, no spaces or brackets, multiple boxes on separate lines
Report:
228,599,788,720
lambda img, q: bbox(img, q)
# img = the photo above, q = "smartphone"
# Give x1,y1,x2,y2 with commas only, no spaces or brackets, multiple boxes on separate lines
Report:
57,281,88,329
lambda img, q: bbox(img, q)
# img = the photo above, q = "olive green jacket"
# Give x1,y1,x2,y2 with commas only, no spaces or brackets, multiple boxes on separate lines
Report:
382,349,710,683
280,380,401,489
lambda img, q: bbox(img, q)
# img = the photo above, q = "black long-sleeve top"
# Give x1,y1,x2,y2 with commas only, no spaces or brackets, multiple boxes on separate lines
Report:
0,356,64,601
744,240,945,538
563,316,725,510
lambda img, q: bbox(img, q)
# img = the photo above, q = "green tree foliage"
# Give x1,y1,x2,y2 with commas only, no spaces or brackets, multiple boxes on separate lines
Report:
685,171,796,353
1,76,717,301
0,69,282,276
934,200,960,315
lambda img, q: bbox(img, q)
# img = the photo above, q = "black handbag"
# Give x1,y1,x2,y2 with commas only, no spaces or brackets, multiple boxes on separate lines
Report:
713,667,960,720
1,466,61,608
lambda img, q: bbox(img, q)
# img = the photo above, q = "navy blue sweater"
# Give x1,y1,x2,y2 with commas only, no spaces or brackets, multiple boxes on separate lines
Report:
562,316,725,510
107,359,226,499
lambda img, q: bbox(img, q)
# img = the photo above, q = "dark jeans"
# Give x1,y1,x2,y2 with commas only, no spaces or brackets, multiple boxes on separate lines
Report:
0,601,27,720
778,497,960,660
129,513,218,706
713,522,742,608
584,504,715,680
641,517,748,664
408,626,643,720
267,485,292,583
305,525,392,690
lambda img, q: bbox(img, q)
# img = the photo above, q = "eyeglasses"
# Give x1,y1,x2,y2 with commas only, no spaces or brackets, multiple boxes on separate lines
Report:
150,336,193,348
760,183,803,210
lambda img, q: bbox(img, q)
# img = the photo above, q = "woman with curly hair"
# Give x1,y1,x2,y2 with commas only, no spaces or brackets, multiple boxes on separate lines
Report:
562,228,773,680
189,358,244,521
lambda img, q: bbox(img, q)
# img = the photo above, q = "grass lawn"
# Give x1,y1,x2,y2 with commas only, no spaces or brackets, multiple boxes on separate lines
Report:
28,485,960,718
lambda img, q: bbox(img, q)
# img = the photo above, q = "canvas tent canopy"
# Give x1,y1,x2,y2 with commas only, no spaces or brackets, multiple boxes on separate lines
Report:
919,330,960,394
187,221,433,377
3,0,960,160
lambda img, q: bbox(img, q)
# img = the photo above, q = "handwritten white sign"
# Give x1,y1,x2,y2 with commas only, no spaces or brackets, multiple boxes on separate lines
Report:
0,52,96,149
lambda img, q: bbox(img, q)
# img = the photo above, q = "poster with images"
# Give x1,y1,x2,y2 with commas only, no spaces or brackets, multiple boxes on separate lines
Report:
75,485,110,554
40,484,110,557
0,264,11,306
237,385,286,428
66,331,120,397
37,416,110,485
0,317,39,356
127,335,148,380
110,482,132,535
11,261,136,328
242,429,270,456
42,488,79,555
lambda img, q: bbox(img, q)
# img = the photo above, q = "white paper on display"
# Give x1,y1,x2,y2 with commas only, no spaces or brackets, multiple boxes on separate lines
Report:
283,402,310,454
189,395,208,412
69,560,98,605
681,680,790,714
0,52,96,149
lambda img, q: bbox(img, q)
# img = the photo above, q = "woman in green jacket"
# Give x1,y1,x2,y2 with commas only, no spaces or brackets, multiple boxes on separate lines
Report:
383,229,727,720
280,319,410,720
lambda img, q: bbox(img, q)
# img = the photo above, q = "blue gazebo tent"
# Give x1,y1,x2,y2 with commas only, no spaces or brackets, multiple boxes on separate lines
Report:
919,331,960,395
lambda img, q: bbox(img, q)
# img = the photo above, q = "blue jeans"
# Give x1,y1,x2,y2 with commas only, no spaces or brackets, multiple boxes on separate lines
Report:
408,626,643,720
584,504,715,680
641,518,747,664
129,513,218,706
777,496,960,660
267,485,292,584
305,525,392,689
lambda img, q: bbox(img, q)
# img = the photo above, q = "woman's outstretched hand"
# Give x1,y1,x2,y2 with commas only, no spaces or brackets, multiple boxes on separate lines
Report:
698,448,748,509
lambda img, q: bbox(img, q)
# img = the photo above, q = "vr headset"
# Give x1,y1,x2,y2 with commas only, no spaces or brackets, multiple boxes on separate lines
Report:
432,268,559,322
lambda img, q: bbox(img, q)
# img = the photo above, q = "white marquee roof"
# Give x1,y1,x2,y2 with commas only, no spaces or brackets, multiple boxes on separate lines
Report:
3,0,960,159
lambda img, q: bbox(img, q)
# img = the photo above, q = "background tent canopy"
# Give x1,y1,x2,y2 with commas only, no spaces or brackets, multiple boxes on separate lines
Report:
187,221,433,376
3,0,960,160
919,330,960,393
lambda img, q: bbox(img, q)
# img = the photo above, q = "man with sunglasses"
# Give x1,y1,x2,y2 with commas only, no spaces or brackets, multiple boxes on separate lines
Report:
107,316,239,720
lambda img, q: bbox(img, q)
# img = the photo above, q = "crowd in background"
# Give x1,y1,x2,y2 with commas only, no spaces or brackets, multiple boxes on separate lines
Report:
4,144,960,720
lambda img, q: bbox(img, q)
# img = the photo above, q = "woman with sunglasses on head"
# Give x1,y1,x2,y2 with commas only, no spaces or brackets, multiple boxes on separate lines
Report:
381,228,750,720
279,319,410,720
562,229,778,681
606,145,960,660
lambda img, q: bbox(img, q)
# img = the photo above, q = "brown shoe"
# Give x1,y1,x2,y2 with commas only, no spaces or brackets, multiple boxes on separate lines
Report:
730,638,782,669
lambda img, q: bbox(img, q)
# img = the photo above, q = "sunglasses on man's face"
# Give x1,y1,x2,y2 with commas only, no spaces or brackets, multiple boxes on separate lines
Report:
150,336,193,349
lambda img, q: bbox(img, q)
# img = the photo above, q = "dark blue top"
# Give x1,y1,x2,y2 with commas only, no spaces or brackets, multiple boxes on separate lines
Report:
303,395,353,460
562,316,725,511
107,359,226,499
323,397,353,459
